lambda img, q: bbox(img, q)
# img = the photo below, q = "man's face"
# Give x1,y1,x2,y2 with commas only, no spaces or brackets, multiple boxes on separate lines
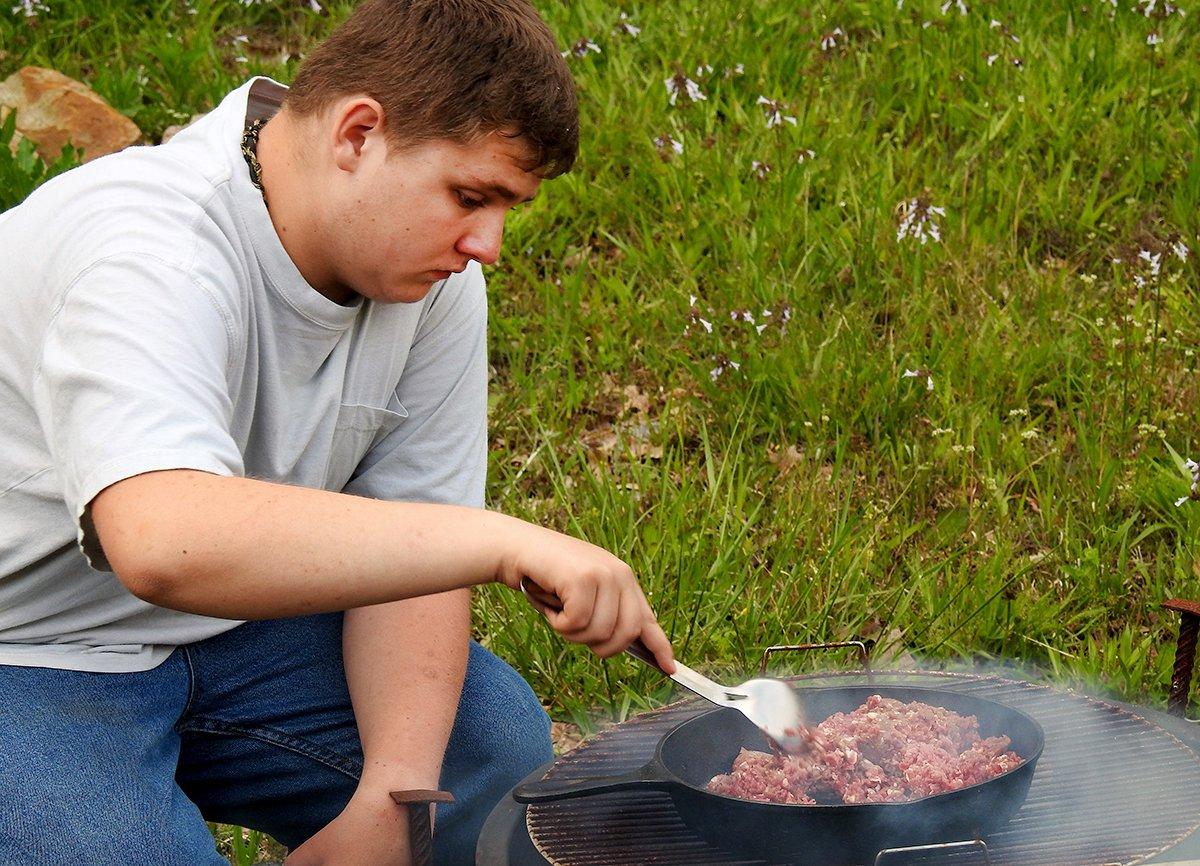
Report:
323,130,542,305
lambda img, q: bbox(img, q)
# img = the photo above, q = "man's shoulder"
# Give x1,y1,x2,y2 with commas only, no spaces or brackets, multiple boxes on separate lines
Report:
10,143,248,293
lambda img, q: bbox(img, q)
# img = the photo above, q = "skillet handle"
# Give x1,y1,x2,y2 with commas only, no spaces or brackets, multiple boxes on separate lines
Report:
513,757,673,803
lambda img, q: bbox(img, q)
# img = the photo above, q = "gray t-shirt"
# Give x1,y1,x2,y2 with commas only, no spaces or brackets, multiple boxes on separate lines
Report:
0,77,488,672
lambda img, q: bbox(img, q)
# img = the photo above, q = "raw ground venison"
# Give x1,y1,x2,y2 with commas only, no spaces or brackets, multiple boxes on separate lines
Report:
706,694,1022,805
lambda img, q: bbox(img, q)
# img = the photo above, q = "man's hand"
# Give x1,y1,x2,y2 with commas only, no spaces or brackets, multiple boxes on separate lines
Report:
283,784,412,866
497,524,676,673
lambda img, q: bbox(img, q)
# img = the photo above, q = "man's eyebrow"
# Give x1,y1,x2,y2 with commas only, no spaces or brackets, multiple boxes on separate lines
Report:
470,180,538,205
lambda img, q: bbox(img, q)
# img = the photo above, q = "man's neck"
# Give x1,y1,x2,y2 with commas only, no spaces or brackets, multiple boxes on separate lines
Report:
254,109,355,305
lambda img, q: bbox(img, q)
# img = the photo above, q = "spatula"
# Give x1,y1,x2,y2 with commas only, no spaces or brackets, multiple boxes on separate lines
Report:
520,576,807,754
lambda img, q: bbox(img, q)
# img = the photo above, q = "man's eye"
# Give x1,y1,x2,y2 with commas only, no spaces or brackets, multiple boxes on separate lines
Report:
457,191,485,209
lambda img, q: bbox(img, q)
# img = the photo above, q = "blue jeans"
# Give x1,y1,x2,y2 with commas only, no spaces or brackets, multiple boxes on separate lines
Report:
0,613,553,865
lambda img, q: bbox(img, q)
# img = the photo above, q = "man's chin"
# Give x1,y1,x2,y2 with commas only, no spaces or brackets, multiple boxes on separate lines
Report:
375,281,438,304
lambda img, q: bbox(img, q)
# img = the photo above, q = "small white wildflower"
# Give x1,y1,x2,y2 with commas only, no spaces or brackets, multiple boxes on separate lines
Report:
756,96,797,128
820,26,845,51
1177,458,1200,505
563,38,601,58
1147,31,1162,45
665,73,706,106
699,318,713,333
989,18,1002,27
940,0,968,14
1080,273,1097,285
896,197,946,245
730,309,755,323
653,134,684,157
710,356,740,381
1020,428,1039,440
796,148,816,163
12,0,49,14
931,427,953,436
986,53,1000,65
952,444,976,454
1138,248,1163,278
1139,0,1184,16
729,63,745,76
613,12,640,37
1012,57,1024,68
751,160,772,179
695,63,713,76
1008,407,1029,417
1172,240,1190,261
307,0,322,11
755,323,769,334
902,369,935,391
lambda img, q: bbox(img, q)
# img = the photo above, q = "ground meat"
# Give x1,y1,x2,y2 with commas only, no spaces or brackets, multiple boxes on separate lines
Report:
705,695,1023,805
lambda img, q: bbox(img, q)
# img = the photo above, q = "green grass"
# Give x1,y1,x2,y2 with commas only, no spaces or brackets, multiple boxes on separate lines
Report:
5,0,1200,861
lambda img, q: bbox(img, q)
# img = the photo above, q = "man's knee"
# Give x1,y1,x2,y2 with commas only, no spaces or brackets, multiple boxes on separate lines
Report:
434,644,551,864
450,641,553,780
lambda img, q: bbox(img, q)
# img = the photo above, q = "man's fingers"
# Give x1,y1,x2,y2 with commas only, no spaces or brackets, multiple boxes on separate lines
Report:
575,581,620,645
546,577,597,634
589,586,643,658
639,616,675,674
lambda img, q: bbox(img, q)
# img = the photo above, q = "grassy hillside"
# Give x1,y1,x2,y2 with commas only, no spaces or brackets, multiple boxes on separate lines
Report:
4,0,1199,860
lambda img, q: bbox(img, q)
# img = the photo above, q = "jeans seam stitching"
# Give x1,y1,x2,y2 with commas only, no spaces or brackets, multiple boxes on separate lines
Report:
177,646,197,727
180,717,361,780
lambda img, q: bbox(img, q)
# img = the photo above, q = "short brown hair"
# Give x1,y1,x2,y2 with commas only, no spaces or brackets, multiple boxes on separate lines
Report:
284,0,578,177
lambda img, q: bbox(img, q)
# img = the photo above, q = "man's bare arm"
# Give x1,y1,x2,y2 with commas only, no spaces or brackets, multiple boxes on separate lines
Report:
90,468,675,669
346,592,470,790
284,593,471,866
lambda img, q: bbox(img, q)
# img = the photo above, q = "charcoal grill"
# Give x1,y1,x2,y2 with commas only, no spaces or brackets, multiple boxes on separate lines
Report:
475,606,1200,866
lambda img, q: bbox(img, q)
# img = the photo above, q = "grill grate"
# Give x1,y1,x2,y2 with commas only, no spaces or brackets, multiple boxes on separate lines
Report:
525,672,1200,866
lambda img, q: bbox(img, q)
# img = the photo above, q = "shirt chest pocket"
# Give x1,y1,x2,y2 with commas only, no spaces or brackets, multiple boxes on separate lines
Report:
325,391,408,489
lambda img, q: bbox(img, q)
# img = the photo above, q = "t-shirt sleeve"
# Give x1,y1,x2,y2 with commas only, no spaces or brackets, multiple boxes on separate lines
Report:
343,264,488,508
31,254,245,571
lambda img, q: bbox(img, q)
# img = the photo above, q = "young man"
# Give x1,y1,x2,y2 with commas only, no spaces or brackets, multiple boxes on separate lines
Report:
0,1,674,864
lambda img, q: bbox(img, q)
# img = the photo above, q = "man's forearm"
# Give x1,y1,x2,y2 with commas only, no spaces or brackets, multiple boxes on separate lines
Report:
344,590,471,789
91,470,528,619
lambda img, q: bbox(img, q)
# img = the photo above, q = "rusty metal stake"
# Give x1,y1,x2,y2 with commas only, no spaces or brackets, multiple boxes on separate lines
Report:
389,789,454,866
1164,599,1200,717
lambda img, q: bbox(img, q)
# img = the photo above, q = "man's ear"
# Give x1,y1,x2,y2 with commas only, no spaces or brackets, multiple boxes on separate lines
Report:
331,97,386,173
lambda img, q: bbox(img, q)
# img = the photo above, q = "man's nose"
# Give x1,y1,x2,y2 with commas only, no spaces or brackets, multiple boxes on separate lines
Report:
457,213,504,266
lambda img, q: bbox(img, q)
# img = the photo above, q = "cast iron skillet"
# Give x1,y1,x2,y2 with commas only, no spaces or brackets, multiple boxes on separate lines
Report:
515,685,1044,863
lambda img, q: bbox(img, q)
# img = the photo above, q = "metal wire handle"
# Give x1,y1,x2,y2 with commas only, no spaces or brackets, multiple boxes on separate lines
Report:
758,640,873,680
874,839,990,865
